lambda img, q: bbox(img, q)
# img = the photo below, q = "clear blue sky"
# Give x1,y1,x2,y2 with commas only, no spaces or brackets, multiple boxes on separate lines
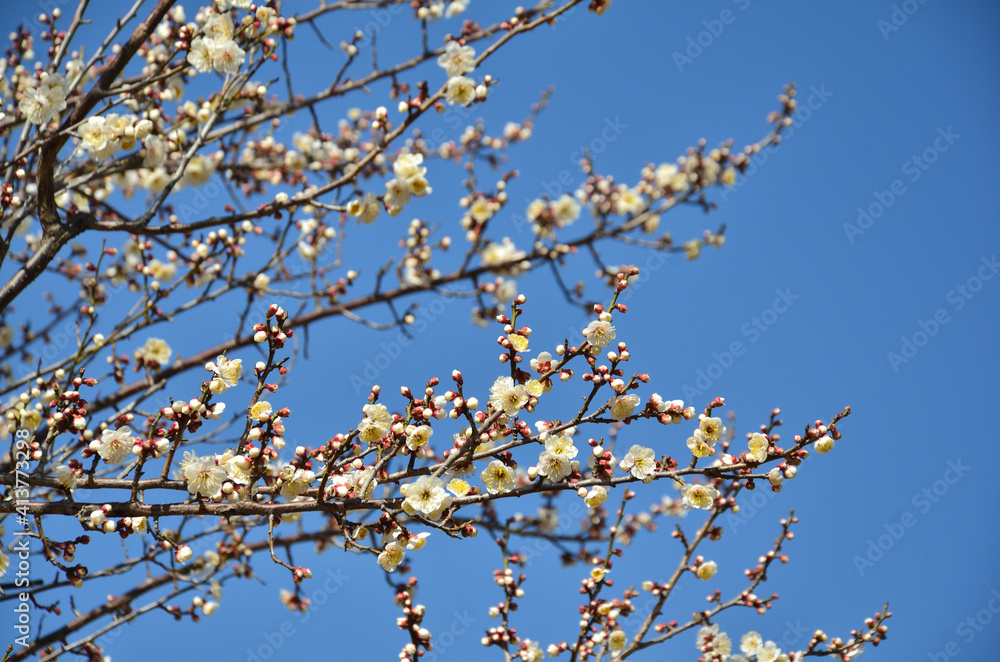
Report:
4,1,999,660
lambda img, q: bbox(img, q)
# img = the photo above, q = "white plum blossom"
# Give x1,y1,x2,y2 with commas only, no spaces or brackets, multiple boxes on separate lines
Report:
680,483,719,510
136,337,172,367
437,40,476,77
54,465,77,492
406,425,433,451
185,456,227,497
279,465,315,501
187,13,245,75
619,445,656,480
18,73,67,124
95,427,134,464
609,394,640,420
378,541,405,572
359,403,391,442
537,450,571,482
445,76,476,106
481,460,516,494
208,355,243,393
584,485,608,508
583,317,616,348
489,376,528,416
401,476,452,519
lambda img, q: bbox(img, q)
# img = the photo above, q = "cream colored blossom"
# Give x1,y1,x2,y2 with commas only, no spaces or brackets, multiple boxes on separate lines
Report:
609,394,640,420
212,39,245,74
489,376,528,416
393,152,427,183
680,483,719,510
401,475,452,518
447,478,470,495
359,403,391,442
54,465,77,492
437,41,476,77
536,451,571,482
406,425,433,451
378,541,405,572
696,560,717,580
583,318,615,348
250,400,273,421
481,460,516,494
508,334,529,353
136,337,172,366
687,430,714,458
699,416,726,442
279,466,315,500
96,427,133,464
445,76,476,106
185,456,226,497
814,435,835,453
619,444,656,480
208,355,243,393
545,435,577,459
584,485,608,508
552,194,580,225
741,631,763,656
748,433,769,462
187,37,215,72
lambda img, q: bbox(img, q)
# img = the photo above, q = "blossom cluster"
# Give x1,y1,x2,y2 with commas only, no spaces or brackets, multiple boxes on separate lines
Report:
79,114,154,160
187,12,246,75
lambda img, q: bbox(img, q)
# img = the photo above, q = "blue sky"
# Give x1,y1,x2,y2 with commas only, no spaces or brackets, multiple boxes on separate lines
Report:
4,1,1000,660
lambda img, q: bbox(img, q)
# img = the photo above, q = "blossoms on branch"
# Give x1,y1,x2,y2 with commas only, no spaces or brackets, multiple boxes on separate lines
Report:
489,376,528,416
619,444,656,480
536,450,572,482
583,315,616,348
187,13,246,75
359,403,391,442
481,460,516,494
207,355,243,393
378,541,405,572
185,455,227,497
609,394,640,420
695,560,718,581
18,72,67,124
680,482,719,510
79,113,153,160
92,427,134,465
699,415,727,442
346,192,381,225
814,435,835,453
279,465,315,501
687,429,715,458
583,485,608,508
135,337,172,368
406,424,433,451
401,475,452,519
748,432,769,462
437,40,476,77
445,76,476,106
